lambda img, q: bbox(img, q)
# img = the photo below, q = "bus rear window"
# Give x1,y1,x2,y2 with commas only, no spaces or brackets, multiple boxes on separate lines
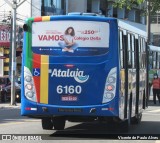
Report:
32,20,110,56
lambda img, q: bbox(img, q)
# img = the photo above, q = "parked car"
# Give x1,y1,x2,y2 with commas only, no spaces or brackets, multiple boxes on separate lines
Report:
0,78,21,103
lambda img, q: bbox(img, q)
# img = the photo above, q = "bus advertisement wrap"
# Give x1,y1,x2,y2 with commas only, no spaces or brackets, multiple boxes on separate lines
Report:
32,21,110,56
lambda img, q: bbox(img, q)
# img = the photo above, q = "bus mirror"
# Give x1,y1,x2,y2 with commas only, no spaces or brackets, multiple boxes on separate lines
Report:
23,24,28,32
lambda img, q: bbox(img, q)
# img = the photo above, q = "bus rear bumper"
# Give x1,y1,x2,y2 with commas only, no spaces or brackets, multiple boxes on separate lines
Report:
21,101,119,118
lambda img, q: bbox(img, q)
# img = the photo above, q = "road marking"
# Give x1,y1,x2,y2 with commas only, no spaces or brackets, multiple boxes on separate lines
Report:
148,109,160,113
0,122,25,126
155,140,160,143
143,113,159,115
0,119,40,126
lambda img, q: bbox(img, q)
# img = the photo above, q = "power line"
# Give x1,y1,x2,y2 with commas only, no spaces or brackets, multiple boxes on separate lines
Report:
0,11,11,13
0,3,6,8
26,0,41,12
0,14,10,16
16,13,28,18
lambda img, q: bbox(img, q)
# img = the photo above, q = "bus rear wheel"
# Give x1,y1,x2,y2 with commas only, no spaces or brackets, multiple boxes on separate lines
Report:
53,116,66,130
41,117,53,130
131,113,142,124
122,97,132,132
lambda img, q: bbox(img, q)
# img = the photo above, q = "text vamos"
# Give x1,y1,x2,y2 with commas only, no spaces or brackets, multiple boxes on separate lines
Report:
38,35,63,41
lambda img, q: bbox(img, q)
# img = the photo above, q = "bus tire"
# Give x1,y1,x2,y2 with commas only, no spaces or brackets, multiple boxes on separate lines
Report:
131,113,142,124
41,118,53,130
53,116,66,130
122,97,132,132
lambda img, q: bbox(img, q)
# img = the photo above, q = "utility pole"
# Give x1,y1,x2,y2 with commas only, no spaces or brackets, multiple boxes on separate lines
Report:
4,0,26,105
11,0,16,105
146,0,151,107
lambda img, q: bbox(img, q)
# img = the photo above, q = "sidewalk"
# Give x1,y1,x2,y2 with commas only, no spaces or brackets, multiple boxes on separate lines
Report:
0,102,21,109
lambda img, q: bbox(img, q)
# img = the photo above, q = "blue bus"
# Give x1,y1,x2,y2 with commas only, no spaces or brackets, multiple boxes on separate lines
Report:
21,14,147,131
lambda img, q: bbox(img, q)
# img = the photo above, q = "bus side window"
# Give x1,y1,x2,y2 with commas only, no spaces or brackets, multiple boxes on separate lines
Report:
149,51,153,69
153,51,157,69
119,30,124,68
156,52,158,69
142,38,146,68
139,37,142,68
158,53,160,69
131,35,135,68
127,33,132,68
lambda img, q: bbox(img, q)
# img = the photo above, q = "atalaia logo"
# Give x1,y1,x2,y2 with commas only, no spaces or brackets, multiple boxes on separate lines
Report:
49,68,89,83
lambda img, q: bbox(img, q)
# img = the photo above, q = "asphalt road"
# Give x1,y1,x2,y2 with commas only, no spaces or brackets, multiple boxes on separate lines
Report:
0,101,160,142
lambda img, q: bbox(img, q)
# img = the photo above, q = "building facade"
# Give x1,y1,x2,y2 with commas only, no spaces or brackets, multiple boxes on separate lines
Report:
0,0,147,24
151,12,160,46
0,0,27,77
2,0,159,77
40,0,146,24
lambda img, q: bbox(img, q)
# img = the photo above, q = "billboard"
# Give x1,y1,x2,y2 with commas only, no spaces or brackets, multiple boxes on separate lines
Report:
32,21,110,56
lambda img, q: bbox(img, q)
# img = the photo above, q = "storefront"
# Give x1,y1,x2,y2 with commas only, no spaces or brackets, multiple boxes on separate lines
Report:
0,25,10,77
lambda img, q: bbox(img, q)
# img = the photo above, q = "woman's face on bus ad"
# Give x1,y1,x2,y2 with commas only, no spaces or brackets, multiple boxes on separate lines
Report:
68,28,73,34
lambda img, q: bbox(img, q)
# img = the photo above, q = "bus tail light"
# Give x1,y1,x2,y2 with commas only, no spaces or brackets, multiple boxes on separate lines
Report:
24,66,36,102
106,85,114,91
102,67,117,103
25,84,33,90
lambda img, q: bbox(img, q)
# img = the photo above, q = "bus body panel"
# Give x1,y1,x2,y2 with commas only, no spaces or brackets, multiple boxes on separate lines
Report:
21,15,148,128
21,15,123,120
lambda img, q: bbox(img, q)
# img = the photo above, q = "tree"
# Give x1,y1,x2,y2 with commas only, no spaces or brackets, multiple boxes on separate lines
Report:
112,0,144,9
112,0,160,14
150,0,160,14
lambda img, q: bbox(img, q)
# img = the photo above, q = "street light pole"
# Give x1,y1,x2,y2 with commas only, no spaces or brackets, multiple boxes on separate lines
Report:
10,0,17,105
4,0,26,105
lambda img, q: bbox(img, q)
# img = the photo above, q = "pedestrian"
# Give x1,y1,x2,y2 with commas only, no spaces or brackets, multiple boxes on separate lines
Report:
152,73,160,104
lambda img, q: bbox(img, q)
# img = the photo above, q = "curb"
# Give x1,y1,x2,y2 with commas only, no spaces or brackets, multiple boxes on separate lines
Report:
0,103,21,110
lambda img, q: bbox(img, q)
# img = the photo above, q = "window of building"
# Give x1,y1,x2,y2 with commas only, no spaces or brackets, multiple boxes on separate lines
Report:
153,35,160,46
151,15,157,24
158,15,160,24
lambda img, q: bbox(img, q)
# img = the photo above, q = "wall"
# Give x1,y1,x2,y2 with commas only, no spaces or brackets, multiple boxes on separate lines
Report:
67,0,87,13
